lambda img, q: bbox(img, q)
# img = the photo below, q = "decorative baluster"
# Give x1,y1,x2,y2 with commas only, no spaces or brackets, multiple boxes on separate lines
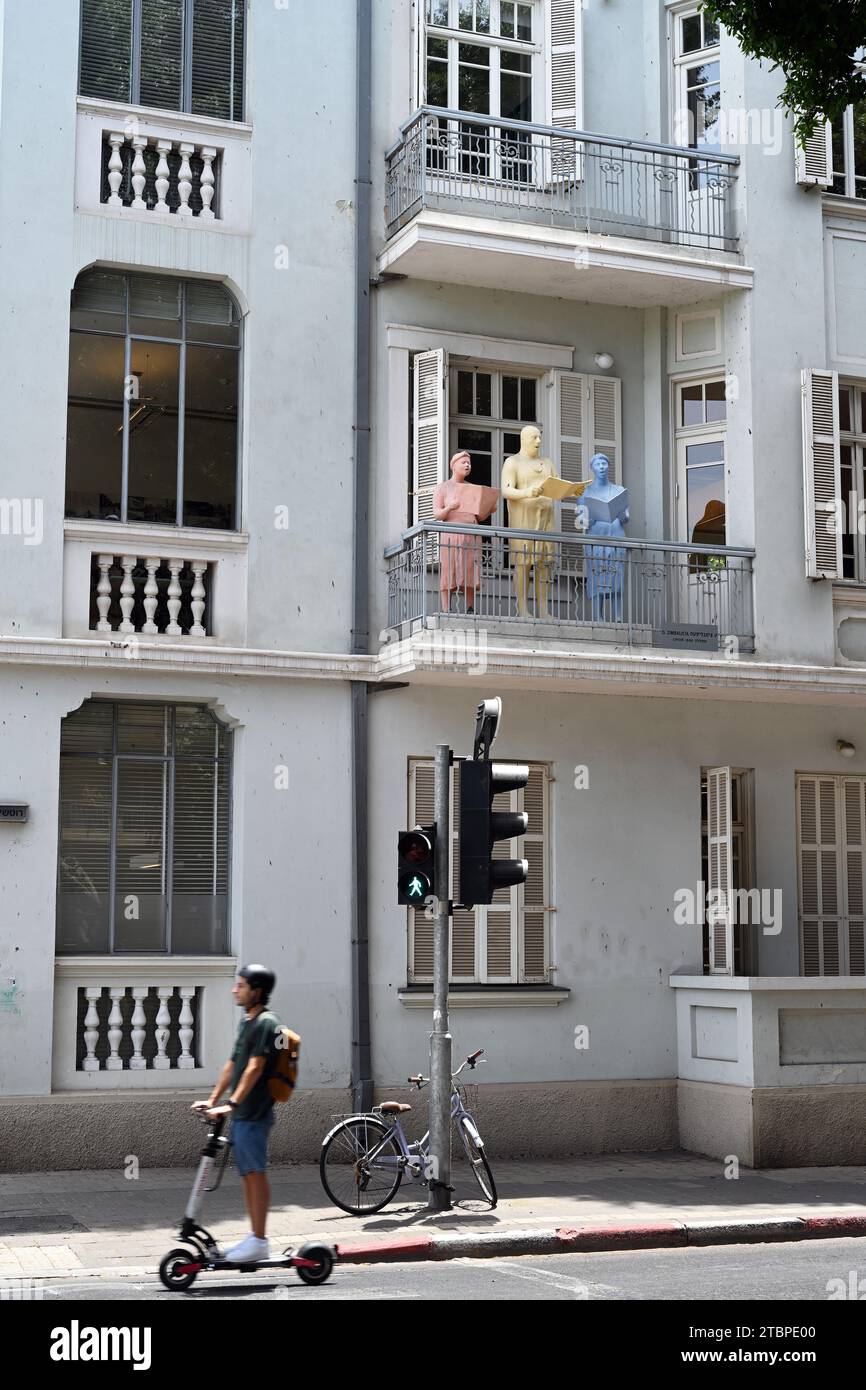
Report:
178,987,196,1069
190,561,207,636
130,135,148,210
96,553,114,632
119,555,137,633
82,987,102,1072
153,986,173,1069
129,987,148,1070
199,147,216,219
105,987,125,1071
107,133,125,206
166,559,183,635
143,557,160,634
154,140,172,214
177,143,194,217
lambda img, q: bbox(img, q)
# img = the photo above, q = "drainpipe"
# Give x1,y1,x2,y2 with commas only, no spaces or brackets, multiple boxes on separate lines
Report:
350,0,373,1113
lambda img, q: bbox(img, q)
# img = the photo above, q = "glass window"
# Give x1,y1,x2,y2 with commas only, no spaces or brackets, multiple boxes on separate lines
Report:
66,271,240,529
57,701,231,955
838,380,866,581
832,103,866,199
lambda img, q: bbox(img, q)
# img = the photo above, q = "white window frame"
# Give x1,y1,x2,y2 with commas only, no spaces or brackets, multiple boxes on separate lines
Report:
422,0,544,121
449,362,546,528
796,773,866,977
669,1,721,151
831,97,866,201
673,374,728,545
838,377,866,582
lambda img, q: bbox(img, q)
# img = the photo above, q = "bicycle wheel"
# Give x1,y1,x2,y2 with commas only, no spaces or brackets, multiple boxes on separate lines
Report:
319,1116,403,1216
458,1121,497,1207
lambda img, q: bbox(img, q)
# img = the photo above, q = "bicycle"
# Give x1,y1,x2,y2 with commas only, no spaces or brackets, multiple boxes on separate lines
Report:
319,1048,497,1214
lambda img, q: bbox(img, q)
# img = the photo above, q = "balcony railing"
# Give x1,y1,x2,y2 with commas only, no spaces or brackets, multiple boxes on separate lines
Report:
90,552,211,638
385,108,739,253
385,524,755,651
101,131,220,218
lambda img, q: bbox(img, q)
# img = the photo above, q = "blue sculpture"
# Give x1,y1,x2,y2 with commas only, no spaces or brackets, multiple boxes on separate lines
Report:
581,453,630,622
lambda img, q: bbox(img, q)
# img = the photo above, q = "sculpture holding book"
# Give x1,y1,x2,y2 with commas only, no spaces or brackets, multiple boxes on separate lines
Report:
501,425,587,618
432,450,500,613
579,453,630,622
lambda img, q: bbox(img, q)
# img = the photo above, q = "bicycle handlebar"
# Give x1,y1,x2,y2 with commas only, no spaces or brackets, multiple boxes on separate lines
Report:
407,1049,486,1088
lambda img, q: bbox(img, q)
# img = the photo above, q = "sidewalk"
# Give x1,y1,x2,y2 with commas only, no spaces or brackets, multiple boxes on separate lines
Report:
1,1152,865,1279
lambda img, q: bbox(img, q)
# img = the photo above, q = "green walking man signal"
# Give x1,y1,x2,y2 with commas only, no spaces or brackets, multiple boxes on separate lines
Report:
397,826,437,906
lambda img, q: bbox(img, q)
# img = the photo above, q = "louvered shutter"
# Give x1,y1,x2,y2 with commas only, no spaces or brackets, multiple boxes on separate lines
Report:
842,779,866,975
115,758,168,947
797,775,843,975
706,767,734,975
795,121,833,187
58,703,114,950
408,760,436,982
140,0,184,111
413,349,448,526
520,766,548,983
79,0,134,102
486,779,516,981
801,369,842,579
191,0,245,121
546,0,583,182
589,374,621,482
554,370,585,538
450,762,477,978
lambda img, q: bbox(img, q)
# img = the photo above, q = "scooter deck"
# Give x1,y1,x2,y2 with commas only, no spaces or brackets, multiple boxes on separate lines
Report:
209,1255,308,1272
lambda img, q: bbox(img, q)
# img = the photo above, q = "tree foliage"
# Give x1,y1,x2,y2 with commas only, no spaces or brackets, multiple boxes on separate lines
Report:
702,1,866,141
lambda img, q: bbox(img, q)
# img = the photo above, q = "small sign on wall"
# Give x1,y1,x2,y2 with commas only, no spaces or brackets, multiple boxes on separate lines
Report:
0,804,28,823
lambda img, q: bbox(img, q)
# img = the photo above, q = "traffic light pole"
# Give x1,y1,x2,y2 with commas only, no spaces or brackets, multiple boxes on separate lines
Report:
428,741,452,1212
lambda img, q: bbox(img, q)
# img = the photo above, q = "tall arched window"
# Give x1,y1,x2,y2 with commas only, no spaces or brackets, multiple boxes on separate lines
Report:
66,271,241,529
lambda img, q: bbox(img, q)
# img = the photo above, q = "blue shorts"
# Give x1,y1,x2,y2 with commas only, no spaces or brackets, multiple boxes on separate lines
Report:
232,1112,275,1176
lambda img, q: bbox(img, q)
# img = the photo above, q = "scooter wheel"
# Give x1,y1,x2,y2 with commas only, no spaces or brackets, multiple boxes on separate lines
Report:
159,1247,201,1291
295,1243,334,1286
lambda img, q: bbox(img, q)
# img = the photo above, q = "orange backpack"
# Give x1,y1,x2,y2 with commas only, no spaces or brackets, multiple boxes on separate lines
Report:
267,1025,301,1103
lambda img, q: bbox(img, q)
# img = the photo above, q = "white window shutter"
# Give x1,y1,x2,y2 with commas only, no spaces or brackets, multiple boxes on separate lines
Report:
795,121,833,187
413,348,448,526
797,775,843,976
408,759,435,983
547,0,583,130
520,766,549,983
414,0,427,108
801,368,841,579
706,767,734,976
553,370,585,536
451,761,477,978
588,374,622,483
842,779,866,975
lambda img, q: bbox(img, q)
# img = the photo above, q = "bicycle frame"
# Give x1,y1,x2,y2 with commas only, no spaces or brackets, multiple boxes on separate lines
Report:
357,1086,482,1180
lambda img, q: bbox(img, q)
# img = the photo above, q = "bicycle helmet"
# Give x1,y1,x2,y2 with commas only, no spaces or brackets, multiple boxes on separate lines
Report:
237,963,276,1005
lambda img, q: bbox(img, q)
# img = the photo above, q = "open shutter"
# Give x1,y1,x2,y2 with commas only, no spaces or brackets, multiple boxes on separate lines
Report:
520,765,548,983
80,0,134,102
797,775,843,975
140,0,184,112
588,375,621,483
801,369,841,579
706,767,734,975
842,779,866,976
412,348,448,526
408,760,435,983
414,0,427,108
795,121,833,187
554,370,585,537
191,0,245,121
546,0,583,182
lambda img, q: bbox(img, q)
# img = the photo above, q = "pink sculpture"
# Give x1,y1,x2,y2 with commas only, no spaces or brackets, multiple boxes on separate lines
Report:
432,451,499,614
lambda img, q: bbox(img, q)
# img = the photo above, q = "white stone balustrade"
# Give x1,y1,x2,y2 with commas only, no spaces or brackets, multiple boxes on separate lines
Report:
94,553,209,638
104,130,219,219
78,983,203,1073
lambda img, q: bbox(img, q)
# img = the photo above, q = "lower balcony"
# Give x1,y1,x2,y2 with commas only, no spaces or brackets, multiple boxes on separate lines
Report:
384,523,755,654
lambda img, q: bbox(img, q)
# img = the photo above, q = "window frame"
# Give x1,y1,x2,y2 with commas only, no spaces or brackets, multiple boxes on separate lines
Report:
837,377,866,582
674,374,728,546
448,361,544,528
700,767,755,975
66,271,242,530
796,773,866,977
78,0,246,122
56,699,233,956
830,76,866,200
424,0,543,122
670,2,721,151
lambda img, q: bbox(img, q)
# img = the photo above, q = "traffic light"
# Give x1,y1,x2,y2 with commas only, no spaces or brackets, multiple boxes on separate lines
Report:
459,759,529,908
398,826,436,906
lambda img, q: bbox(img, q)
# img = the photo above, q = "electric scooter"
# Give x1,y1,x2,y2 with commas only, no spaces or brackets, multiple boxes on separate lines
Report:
158,1111,335,1291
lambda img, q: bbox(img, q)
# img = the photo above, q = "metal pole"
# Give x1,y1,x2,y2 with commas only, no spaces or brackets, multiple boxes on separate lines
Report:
428,742,452,1212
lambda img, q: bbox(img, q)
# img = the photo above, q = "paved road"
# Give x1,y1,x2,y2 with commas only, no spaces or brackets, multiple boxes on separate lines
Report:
18,1237,866,1301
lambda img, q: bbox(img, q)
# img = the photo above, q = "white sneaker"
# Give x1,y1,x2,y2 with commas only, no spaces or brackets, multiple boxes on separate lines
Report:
224,1234,269,1263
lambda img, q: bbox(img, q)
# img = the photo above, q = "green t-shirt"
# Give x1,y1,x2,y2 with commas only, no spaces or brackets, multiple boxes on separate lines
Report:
230,1009,280,1121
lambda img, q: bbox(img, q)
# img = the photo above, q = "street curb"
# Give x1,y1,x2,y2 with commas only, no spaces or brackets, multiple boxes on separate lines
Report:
335,1213,866,1265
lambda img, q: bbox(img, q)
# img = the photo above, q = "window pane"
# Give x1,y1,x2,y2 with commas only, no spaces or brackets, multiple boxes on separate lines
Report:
521,377,537,422
681,13,702,53
172,758,229,952
183,345,238,528
61,701,114,754
501,4,515,39
687,457,726,545
475,372,491,416
191,0,245,122
457,370,474,414
854,103,866,178
428,35,448,58
66,333,125,520
71,271,126,333
129,276,182,339
459,62,490,114
832,115,846,193
126,340,180,524
140,0,183,111
456,428,492,487
79,0,133,102
175,706,218,756
117,703,169,754
681,383,703,426
428,0,449,25
703,14,720,47
477,0,490,34
114,760,167,951
705,380,727,421
459,42,490,64
428,55,448,105
502,375,519,419
517,4,532,40
839,385,853,432
500,69,531,121
58,753,113,953
459,0,473,28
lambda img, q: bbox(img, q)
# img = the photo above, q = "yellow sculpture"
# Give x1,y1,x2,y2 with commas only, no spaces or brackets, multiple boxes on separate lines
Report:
501,425,587,618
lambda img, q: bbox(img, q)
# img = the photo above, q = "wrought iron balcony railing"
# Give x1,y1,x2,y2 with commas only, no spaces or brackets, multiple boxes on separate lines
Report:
384,524,754,652
385,108,739,253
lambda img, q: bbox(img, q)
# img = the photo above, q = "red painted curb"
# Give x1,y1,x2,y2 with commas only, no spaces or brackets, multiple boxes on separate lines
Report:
336,1234,435,1262
801,1214,866,1238
556,1222,686,1250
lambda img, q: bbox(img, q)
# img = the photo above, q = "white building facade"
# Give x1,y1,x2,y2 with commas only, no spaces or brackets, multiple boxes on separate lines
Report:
1,0,865,1170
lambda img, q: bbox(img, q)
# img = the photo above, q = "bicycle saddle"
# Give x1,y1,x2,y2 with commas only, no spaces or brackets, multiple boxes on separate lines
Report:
376,1102,412,1114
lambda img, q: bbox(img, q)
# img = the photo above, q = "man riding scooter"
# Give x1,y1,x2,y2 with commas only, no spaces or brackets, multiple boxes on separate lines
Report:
192,963,281,1265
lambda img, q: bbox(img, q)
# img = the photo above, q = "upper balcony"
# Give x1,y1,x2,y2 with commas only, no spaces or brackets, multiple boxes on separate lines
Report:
381,109,752,307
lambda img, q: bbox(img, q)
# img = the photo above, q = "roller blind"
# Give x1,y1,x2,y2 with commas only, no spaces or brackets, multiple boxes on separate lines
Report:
191,0,245,122
80,0,134,102
139,0,184,111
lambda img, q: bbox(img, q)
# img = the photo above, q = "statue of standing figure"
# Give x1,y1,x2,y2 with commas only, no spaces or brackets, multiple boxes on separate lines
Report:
501,425,587,618
580,452,630,622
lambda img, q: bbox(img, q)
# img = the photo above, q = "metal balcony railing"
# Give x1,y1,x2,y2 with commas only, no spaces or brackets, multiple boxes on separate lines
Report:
385,108,739,253
384,524,755,651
